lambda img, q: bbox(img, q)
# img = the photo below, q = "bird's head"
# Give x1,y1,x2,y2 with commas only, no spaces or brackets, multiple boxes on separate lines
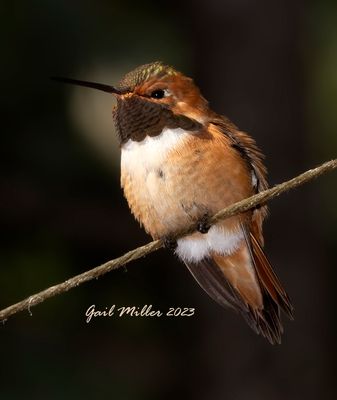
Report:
53,61,209,144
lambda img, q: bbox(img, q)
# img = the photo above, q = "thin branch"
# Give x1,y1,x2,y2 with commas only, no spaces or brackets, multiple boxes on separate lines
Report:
1,159,336,322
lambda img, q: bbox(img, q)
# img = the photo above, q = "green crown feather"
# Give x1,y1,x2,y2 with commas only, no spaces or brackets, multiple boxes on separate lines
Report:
118,61,177,91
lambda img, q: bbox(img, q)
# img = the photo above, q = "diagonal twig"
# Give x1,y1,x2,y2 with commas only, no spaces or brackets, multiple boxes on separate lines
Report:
1,159,336,323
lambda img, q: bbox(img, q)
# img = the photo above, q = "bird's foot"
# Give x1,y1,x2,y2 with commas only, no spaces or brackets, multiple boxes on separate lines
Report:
197,214,211,234
163,236,177,250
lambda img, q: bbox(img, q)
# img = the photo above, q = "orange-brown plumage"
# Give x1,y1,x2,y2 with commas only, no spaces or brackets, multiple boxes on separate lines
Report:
118,62,293,344
121,123,253,239
57,61,293,343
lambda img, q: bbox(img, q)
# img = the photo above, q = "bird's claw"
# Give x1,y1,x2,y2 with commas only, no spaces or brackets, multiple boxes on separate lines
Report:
197,215,211,234
163,236,177,250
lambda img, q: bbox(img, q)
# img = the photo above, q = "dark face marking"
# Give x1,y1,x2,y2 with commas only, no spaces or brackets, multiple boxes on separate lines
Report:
113,96,202,144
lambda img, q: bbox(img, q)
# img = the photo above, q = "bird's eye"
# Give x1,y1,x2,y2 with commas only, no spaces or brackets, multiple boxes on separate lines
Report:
150,89,166,99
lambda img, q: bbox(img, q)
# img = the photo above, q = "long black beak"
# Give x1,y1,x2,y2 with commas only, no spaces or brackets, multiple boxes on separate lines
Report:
51,76,122,95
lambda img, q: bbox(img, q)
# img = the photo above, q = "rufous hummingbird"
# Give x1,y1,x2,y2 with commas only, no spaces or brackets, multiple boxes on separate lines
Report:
53,61,293,344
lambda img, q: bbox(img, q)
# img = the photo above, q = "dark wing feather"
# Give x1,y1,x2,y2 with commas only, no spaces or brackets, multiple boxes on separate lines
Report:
210,114,268,193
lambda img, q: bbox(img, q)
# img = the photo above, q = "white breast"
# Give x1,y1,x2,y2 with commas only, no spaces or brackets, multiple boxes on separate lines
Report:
121,127,189,174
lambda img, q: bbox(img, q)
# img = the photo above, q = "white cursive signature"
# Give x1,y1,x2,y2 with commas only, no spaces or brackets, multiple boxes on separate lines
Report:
85,304,195,323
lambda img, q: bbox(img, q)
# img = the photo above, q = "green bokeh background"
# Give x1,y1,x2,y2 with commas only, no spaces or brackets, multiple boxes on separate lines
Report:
1,1,336,399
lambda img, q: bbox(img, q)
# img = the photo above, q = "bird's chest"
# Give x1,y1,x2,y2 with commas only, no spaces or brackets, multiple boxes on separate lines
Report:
120,126,251,238
120,128,203,237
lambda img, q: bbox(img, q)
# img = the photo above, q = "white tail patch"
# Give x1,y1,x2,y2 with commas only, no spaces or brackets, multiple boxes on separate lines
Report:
176,225,244,263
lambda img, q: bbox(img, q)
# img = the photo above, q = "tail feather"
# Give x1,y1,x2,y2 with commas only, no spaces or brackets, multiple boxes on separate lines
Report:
250,233,294,319
184,227,293,344
184,256,249,312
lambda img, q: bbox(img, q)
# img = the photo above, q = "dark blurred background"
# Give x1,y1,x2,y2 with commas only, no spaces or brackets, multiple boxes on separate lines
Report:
1,0,336,399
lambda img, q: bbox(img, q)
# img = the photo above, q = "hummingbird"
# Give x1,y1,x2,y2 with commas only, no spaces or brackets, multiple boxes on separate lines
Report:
53,61,293,344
